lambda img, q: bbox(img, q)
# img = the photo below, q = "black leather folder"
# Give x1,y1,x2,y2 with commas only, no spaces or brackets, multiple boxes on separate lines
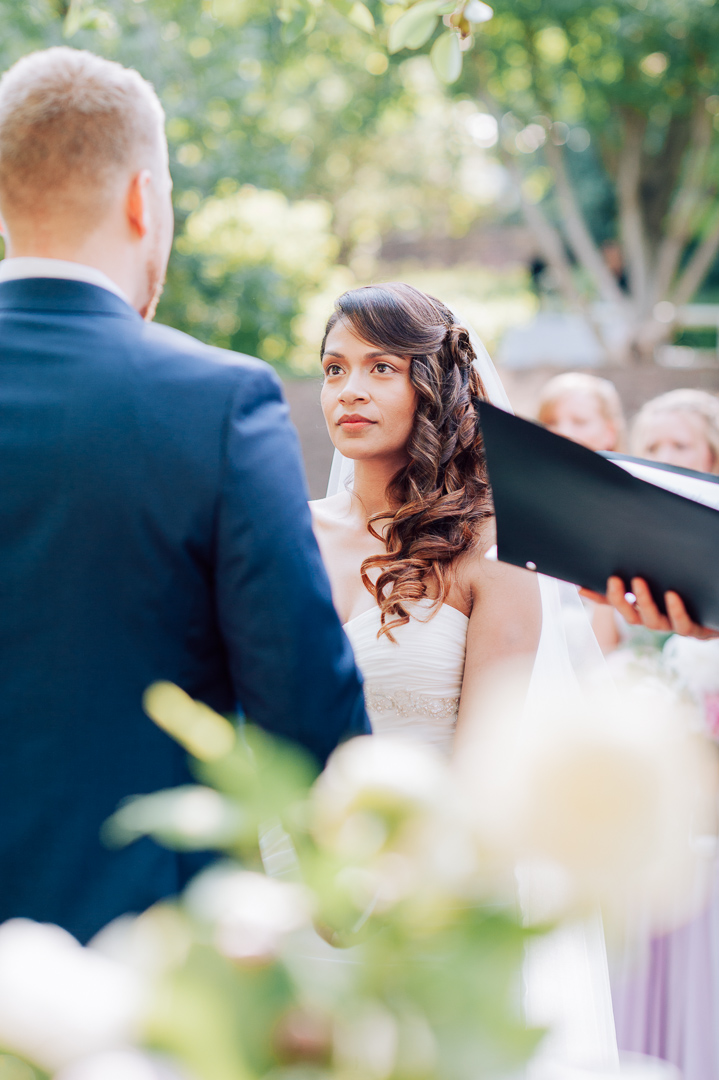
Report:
478,400,719,629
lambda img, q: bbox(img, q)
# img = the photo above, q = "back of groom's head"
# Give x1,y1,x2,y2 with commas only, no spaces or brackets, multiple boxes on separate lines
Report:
0,47,165,236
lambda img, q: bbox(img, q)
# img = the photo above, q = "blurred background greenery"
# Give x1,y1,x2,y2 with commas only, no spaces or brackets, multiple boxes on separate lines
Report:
7,0,719,375
9,0,510,373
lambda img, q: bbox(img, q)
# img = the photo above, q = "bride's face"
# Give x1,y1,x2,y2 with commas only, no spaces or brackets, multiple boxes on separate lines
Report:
321,321,418,463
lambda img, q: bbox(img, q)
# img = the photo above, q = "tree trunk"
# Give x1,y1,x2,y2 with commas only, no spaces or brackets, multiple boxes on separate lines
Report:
617,110,649,315
651,106,713,305
543,139,626,307
494,99,719,367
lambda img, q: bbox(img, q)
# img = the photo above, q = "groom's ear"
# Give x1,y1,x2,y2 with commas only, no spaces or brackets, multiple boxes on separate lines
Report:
125,169,152,239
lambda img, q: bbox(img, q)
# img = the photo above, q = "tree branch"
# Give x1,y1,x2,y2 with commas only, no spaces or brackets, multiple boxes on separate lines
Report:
503,158,582,307
672,203,719,306
499,155,622,361
520,23,624,308
617,109,649,311
652,105,713,304
543,138,626,306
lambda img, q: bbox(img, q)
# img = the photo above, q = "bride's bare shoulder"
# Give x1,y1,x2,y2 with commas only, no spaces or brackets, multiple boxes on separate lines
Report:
451,518,498,593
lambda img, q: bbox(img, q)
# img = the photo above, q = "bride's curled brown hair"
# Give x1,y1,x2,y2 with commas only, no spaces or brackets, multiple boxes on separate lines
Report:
322,282,493,638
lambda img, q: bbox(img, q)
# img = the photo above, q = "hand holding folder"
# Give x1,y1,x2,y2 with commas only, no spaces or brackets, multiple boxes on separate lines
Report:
582,574,719,641
478,400,719,635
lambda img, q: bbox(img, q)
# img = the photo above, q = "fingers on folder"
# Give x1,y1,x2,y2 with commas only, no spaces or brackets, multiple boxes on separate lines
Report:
578,577,641,622
581,576,719,640
663,589,719,640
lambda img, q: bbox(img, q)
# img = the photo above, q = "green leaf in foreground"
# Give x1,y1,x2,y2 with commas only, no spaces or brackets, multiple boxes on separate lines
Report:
387,0,453,54
143,682,236,762
348,2,375,34
104,786,249,851
430,29,463,83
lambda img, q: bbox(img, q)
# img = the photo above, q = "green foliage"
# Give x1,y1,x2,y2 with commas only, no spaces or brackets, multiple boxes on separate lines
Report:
388,0,454,54
0,1055,47,1080
457,0,719,165
101,684,543,1080
169,185,341,366
0,0,414,370
7,0,719,362
369,0,719,357
430,28,462,83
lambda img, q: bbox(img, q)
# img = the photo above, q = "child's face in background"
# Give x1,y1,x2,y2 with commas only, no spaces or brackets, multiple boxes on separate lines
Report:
543,391,618,452
635,409,715,473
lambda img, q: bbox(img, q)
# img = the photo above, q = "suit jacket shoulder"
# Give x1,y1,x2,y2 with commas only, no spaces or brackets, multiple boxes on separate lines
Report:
127,316,284,412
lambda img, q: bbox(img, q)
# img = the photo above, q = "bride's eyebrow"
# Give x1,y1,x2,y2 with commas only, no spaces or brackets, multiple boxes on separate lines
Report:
322,350,398,360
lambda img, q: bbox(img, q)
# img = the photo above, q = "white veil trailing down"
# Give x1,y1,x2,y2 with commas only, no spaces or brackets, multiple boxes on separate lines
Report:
326,312,620,1077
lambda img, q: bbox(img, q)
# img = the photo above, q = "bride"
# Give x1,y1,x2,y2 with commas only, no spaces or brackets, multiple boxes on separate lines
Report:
310,281,541,747
310,281,620,1076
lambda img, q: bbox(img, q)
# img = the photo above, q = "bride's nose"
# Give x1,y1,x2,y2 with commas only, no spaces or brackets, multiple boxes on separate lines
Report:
338,372,370,404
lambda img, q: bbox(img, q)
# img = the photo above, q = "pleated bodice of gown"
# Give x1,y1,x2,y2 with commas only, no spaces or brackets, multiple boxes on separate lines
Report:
343,598,468,752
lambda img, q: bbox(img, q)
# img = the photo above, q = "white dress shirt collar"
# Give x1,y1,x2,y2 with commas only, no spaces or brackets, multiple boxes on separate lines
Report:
0,257,130,304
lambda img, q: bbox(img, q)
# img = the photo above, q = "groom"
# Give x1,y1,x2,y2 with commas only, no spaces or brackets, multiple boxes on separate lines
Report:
0,47,368,943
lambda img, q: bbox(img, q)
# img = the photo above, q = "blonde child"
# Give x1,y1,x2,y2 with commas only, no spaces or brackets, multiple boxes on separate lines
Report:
630,388,719,474
537,372,626,452
535,373,626,453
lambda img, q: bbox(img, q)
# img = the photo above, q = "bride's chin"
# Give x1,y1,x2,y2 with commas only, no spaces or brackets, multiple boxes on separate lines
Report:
330,442,377,461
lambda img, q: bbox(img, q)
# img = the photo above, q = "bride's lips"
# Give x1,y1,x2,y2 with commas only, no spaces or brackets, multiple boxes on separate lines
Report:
337,414,376,429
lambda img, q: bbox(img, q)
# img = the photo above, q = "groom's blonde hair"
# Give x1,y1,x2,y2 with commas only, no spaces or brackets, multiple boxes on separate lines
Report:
0,47,165,231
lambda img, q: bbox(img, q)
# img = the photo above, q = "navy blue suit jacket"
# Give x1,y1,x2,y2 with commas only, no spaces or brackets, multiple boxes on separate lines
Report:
0,278,368,942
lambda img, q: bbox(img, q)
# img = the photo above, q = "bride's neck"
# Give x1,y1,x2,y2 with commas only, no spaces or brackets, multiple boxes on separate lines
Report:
350,456,405,521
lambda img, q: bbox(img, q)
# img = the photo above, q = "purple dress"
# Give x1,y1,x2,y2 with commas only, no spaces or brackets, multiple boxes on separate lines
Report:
612,857,719,1079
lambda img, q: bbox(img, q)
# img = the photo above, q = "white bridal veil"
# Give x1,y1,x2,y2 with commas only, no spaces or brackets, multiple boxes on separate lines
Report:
326,313,620,1077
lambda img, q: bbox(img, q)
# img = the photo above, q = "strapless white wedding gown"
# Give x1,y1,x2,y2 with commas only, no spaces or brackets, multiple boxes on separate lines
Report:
343,597,467,752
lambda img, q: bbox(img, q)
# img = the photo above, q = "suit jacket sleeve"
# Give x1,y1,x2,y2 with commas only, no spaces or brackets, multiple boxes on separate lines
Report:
214,363,370,764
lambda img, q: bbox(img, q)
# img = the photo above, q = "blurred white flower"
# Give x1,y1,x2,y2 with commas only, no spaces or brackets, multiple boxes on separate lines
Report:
663,635,719,697
184,865,311,962
0,920,146,1072
55,1049,185,1080
384,800,513,907
312,735,448,852
106,785,243,850
605,643,668,690
334,1004,399,1079
313,736,521,915
457,681,717,930
464,0,493,23
90,907,192,979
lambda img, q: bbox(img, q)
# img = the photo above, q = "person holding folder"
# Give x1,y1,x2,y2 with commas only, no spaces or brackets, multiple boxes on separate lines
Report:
477,399,719,642
586,389,719,645
478,394,719,1080
582,392,719,1080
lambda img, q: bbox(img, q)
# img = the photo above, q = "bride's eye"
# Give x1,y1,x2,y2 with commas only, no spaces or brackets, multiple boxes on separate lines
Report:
373,362,394,374
324,363,343,377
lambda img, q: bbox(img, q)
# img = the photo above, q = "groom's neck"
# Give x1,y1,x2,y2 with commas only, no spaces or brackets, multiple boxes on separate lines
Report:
3,225,142,310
